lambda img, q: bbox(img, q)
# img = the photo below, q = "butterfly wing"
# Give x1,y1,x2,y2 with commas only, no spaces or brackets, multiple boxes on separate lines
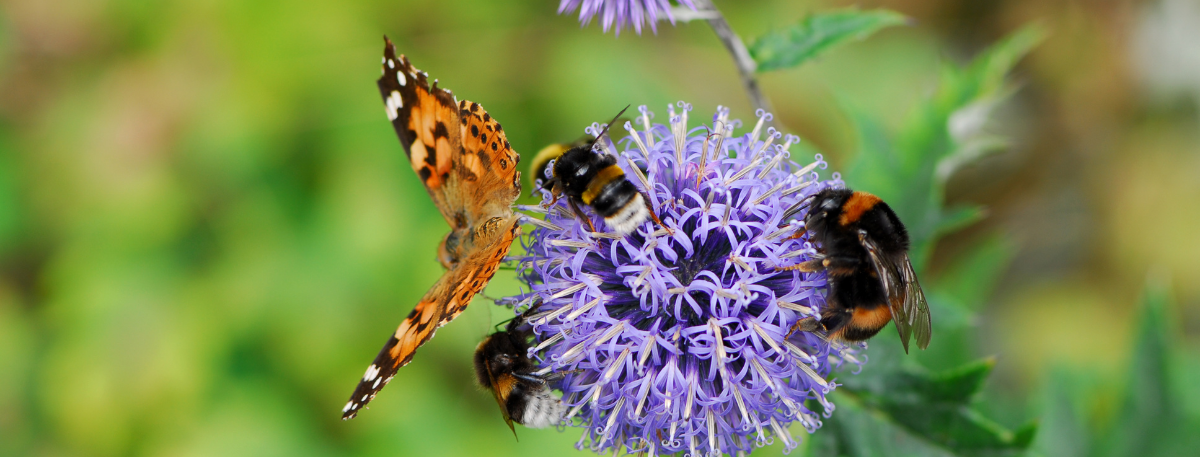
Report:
342,38,523,419
342,216,521,419
377,37,521,231
858,230,932,353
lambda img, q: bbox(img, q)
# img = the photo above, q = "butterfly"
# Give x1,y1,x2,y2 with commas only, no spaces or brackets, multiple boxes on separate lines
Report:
341,36,523,420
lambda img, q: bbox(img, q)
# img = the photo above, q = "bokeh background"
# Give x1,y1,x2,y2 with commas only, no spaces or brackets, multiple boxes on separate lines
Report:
1,0,1198,455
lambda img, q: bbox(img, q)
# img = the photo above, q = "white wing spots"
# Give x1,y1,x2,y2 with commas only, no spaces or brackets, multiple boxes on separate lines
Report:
363,364,381,381
396,70,406,86
385,90,403,121
373,378,382,389
361,394,369,402
387,58,395,69
343,401,355,413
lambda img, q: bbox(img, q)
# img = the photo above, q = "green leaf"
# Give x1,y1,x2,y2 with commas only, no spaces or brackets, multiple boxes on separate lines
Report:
823,358,1038,457
1099,274,1199,457
749,8,908,72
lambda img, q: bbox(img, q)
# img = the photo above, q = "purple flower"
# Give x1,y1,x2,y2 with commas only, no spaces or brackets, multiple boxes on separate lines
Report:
558,0,698,35
502,104,862,455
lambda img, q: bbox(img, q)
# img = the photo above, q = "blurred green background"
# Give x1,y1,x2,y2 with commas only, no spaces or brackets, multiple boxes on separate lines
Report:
1,0,1198,456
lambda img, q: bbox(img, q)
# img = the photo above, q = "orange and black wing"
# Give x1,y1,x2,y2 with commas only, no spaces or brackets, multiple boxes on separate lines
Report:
342,217,520,419
377,37,521,229
858,230,932,353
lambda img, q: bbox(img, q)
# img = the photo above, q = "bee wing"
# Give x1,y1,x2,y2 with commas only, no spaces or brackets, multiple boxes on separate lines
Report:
485,364,519,439
857,230,932,353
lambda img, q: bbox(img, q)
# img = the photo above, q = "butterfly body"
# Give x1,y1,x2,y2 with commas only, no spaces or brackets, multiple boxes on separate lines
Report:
342,37,522,420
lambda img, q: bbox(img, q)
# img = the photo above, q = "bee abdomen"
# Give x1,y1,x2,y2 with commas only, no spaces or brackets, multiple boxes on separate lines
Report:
508,385,565,428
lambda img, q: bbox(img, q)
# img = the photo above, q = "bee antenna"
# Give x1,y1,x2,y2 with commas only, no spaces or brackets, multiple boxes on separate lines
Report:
781,194,817,222
591,104,632,150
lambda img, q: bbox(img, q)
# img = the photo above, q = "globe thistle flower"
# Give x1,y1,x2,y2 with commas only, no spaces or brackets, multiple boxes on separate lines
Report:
558,0,698,35
502,104,864,455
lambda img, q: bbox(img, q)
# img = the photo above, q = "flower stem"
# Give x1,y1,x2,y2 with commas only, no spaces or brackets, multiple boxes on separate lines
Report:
689,0,774,123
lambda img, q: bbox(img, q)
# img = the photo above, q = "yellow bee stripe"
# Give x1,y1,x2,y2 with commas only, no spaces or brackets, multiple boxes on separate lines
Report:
582,164,626,205
528,143,571,187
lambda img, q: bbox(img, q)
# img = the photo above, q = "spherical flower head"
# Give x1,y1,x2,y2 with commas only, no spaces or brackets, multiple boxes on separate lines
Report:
504,104,864,455
558,0,698,36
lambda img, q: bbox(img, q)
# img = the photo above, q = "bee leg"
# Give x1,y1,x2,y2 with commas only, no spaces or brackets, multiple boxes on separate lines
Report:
821,255,861,276
788,316,824,336
644,196,673,235
512,373,551,385
566,198,597,233
784,227,807,240
776,258,824,272
541,368,584,382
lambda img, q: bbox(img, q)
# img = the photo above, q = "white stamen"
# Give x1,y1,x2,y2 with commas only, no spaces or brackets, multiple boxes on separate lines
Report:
632,266,652,290
724,156,765,186
532,332,565,352
749,320,784,356
715,289,740,300
516,204,547,214
548,283,587,300
770,417,795,450
522,216,562,231
750,357,778,391
728,255,751,271
640,107,654,148
748,181,786,207
764,225,797,240
749,130,779,162
777,300,813,315
792,160,822,179
564,297,602,322
547,239,592,249
782,134,800,152
782,180,816,197
748,110,768,147
707,409,717,454
601,347,631,383
797,360,830,389
637,335,655,373
588,231,624,240
756,150,785,180
683,378,696,419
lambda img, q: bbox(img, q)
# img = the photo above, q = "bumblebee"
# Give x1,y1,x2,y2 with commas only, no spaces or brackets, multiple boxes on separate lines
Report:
529,107,663,235
780,188,932,353
474,311,567,436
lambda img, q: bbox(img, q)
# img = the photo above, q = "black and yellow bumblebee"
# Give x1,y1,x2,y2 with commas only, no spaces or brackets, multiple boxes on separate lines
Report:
529,106,663,235
474,310,566,436
780,188,932,353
